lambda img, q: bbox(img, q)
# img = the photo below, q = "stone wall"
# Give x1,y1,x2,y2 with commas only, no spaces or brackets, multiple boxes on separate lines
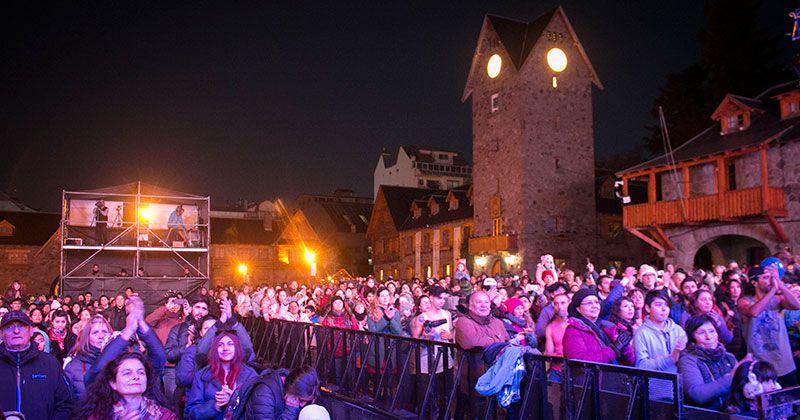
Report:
470,14,598,271
0,237,60,296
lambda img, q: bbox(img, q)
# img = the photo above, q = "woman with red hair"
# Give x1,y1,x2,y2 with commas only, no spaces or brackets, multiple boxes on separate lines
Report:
184,330,258,419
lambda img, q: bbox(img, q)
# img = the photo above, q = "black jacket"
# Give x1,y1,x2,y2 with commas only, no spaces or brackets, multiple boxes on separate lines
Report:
107,306,127,331
0,344,72,419
230,368,301,420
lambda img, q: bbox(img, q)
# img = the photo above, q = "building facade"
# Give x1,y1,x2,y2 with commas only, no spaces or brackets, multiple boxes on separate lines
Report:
0,211,61,294
373,146,471,198
368,185,473,280
618,81,800,268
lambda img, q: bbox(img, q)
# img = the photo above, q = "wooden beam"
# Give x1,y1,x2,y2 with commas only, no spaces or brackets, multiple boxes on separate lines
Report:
622,177,629,197
625,227,665,252
760,144,769,213
652,224,675,250
681,166,691,198
648,173,656,203
716,157,727,194
766,214,789,243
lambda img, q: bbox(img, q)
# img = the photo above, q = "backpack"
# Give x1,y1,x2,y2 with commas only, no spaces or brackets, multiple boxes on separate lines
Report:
229,368,287,420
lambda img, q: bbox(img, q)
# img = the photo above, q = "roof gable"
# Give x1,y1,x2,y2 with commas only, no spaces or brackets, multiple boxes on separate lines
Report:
463,6,602,101
710,94,765,121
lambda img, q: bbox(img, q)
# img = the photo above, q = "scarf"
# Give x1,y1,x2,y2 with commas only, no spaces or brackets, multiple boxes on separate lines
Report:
49,329,67,350
503,313,527,328
685,343,732,384
467,310,493,326
608,314,634,335
111,397,167,419
574,315,615,349
353,310,367,322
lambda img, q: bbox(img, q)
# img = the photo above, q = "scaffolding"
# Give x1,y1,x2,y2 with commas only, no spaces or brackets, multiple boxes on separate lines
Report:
60,182,210,306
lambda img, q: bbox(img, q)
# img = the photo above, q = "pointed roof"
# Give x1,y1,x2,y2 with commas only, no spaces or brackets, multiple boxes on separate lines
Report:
710,94,766,121
463,6,603,101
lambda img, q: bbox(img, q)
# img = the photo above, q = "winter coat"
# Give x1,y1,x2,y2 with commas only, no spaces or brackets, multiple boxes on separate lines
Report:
106,305,127,331
562,317,634,366
454,312,508,396
194,319,255,368
228,368,302,420
321,311,358,357
63,345,102,400
85,327,166,388
476,344,538,405
677,344,736,409
0,344,72,420
145,306,184,347
365,308,403,369
165,318,194,365
184,363,259,420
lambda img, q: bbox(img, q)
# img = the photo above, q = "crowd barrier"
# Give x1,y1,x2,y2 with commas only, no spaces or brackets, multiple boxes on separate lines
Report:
239,317,778,420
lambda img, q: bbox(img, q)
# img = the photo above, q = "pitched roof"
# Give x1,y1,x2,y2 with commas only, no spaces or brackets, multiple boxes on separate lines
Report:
486,10,555,71
0,211,60,246
0,192,38,212
297,199,373,235
620,80,800,175
210,217,278,245
377,185,434,229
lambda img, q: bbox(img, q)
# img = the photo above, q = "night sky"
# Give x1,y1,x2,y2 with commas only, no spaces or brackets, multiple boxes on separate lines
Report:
2,1,795,211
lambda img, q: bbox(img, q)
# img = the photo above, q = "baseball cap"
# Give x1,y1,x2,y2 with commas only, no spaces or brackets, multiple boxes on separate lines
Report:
482,278,497,288
0,311,32,329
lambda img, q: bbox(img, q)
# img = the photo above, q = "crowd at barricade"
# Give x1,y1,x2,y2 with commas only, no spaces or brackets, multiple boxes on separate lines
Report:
1,250,800,419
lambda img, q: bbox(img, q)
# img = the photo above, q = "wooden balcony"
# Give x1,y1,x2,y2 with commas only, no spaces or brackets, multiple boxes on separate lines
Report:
469,234,518,254
623,187,786,229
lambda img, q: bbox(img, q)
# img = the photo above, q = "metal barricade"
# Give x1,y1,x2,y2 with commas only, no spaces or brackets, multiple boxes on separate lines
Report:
240,318,690,420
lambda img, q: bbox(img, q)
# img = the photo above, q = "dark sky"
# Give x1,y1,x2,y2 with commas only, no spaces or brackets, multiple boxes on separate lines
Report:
2,1,795,211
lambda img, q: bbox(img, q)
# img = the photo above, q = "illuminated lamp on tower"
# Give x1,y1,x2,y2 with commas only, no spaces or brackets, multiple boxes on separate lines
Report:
546,47,567,88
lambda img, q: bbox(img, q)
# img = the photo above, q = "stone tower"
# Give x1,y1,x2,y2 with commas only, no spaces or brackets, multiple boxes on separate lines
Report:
463,7,603,273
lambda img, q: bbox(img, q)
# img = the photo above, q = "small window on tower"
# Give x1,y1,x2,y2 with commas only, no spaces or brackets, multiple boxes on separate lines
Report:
491,93,500,113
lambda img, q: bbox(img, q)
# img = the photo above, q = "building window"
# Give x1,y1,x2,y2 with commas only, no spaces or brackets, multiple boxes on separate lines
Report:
727,161,737,191
727,115,737,129
447,180,459,189
426,266,432,278
445,264,451,276
492,218,502,236
418,179,424,186
379,269,384,280
791,101,797,113
423,233,431,249
427,180,441,189
442,230,450,247
491,93,500,113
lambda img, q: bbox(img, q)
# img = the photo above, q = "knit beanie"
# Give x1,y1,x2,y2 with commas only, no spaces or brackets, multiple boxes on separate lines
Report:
542,270,556,280
568,288,599,318
504,297,524,315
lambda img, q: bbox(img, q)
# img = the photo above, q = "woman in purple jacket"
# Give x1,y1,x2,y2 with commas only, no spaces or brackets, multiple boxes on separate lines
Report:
562,289,635,366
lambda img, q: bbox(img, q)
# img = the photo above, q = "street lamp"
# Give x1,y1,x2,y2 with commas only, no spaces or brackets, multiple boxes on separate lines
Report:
304,249,317,277
237,264,248,275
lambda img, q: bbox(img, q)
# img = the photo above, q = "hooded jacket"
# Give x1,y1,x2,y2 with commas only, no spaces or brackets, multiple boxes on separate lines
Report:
0,344,72,420
63,345,102,400
633,317,687,372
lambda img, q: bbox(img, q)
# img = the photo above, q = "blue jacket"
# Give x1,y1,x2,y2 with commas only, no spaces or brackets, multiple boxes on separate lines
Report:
85,327,166,387
195,319,254,368
475,344,538,407
184,364,259,420
0,344,72,420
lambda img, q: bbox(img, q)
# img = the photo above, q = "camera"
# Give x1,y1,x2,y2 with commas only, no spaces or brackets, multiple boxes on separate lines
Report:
423,318,447,333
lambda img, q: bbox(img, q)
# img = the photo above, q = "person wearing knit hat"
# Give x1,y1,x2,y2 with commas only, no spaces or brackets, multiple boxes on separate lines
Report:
299,404,331,420
563,288,635,366
541,270,557,286
639,265,658,290
500,297,536,347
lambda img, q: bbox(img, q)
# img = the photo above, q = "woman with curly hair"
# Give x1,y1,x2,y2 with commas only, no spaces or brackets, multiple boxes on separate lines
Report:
608,296,638,336
64,314,113,400
75,351,175,420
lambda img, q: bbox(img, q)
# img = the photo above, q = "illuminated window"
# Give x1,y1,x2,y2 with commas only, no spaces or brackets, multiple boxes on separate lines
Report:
445,264,451,276
278,247,289,264
727,115,736,129
426,266,432,278
379,269,384,280
491,93,500,113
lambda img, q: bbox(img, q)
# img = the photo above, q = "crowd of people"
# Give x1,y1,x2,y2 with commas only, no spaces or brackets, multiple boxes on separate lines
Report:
2,250,800,419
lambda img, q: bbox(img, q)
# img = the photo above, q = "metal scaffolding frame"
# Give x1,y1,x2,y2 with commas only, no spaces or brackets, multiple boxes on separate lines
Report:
59,181,211,293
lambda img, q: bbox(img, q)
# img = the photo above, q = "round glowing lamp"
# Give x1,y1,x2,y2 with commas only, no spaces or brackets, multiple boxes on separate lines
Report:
475,255,488,267
546,48,567,72
487,54,502,78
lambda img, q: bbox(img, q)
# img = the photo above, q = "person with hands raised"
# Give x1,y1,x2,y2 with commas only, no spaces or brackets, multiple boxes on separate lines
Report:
738,265,800,387
85,296,167,390
193,298,255,371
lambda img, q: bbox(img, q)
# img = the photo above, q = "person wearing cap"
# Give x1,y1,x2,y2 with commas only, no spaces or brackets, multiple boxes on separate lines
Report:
638,265,658,291
0,311,72,419
562,289,634,366
738,265,800,387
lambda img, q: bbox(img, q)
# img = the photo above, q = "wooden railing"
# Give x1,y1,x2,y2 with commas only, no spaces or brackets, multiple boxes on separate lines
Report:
623,187,786,229
469,234,518,254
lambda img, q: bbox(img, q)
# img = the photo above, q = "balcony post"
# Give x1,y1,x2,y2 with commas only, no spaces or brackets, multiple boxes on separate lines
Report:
622,177,629,197
681,166,690,198
760,144,768,212
715,158,727,194
648,173,656,203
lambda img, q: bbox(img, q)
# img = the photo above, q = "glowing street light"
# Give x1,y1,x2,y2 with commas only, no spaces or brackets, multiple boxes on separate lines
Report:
504,254,519,266
304,249,316,264
487,54,502,78
237,264,248,275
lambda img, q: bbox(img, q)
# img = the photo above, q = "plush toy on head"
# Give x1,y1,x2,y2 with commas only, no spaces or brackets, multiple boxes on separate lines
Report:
760,257,786,279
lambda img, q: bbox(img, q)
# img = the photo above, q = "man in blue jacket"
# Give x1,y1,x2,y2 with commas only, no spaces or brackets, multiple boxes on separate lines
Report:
0,311,72,419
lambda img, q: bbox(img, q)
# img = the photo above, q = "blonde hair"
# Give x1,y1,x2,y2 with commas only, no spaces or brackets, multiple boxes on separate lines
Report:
69,314,112,357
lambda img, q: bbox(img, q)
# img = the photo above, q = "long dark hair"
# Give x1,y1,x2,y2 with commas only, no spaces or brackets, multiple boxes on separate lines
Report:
75,352,171,420
208,330,244,388
609,297,634,333
284,365,320,400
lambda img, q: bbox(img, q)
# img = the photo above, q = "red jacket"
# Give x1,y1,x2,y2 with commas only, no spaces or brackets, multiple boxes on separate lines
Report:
322,312,358,357
562,318,634,366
